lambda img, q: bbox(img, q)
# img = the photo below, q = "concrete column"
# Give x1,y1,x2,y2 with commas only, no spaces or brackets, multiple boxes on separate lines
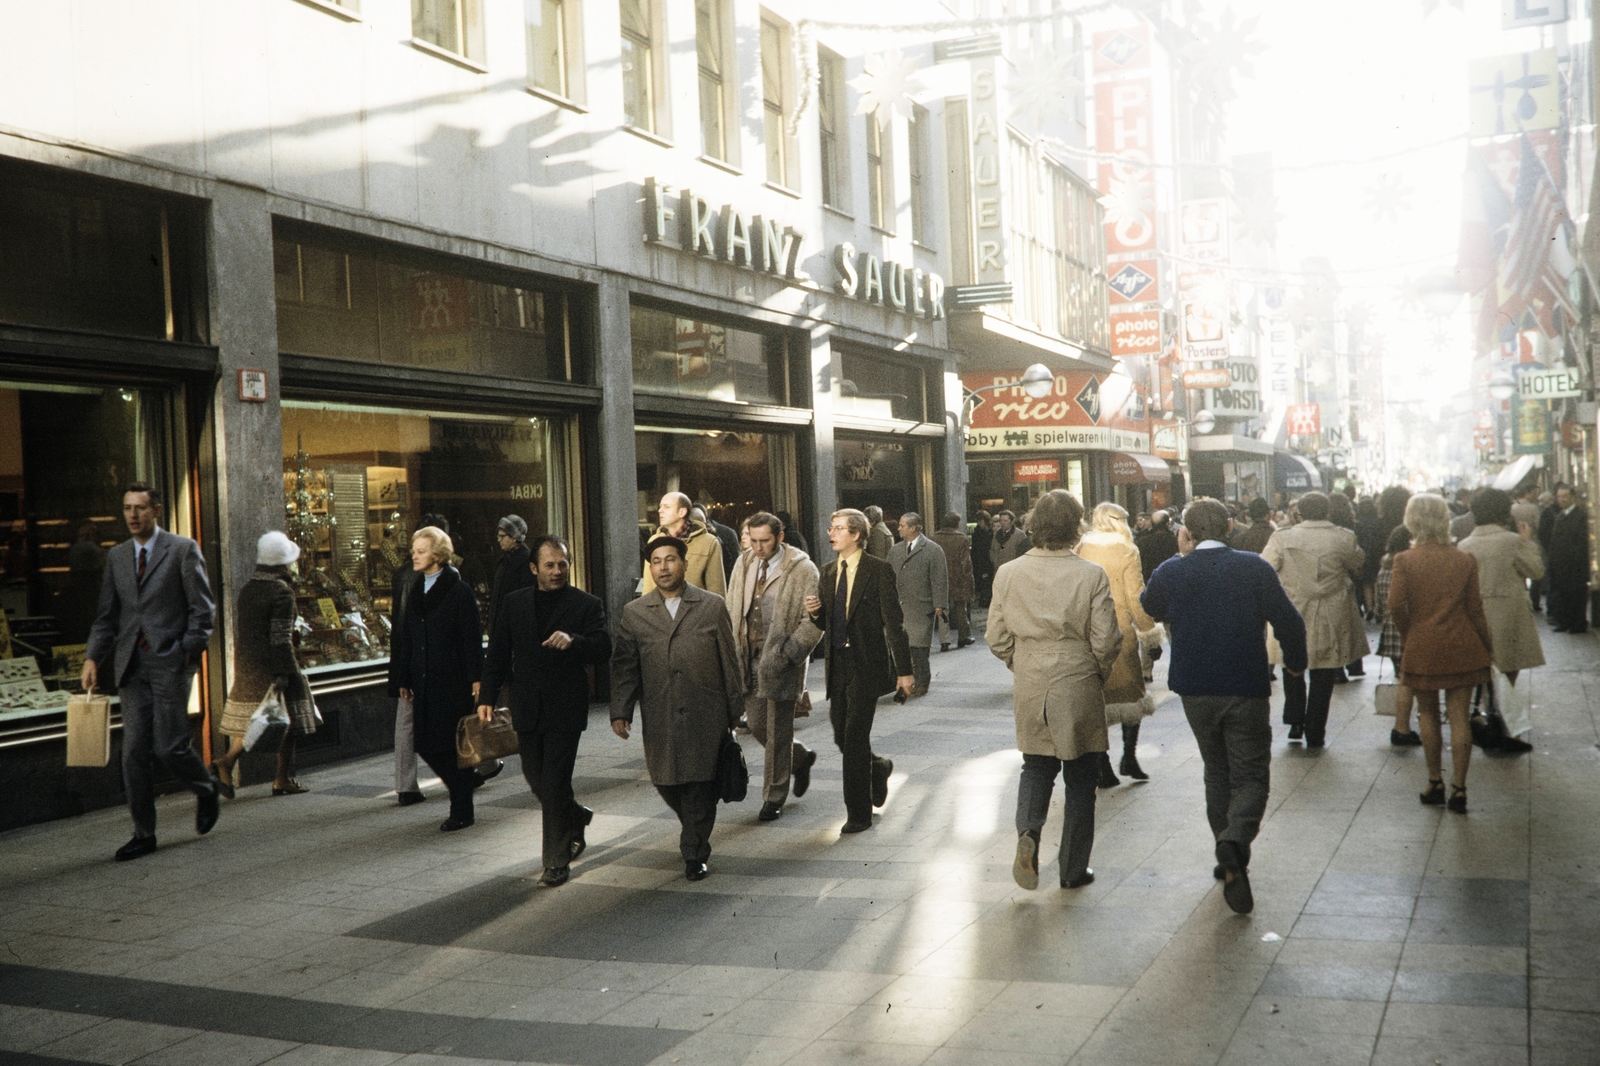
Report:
809,327,840,560
207,186,284,686
594,275,640,627
943,361,967,519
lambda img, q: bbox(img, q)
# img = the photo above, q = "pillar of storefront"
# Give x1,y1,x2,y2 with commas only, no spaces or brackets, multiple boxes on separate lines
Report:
810,328,840,557
207,187,286,681
943,360,966,521
595,276,641,627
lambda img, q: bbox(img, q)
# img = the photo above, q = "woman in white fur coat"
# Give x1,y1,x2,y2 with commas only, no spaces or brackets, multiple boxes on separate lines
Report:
1076,503,1162,786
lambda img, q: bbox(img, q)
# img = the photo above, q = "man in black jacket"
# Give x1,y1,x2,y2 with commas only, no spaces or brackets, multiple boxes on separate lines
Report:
1542,483,1591,633
693,505,741,585
477,535,612,886
1137,510,1181,582
804,509,914,833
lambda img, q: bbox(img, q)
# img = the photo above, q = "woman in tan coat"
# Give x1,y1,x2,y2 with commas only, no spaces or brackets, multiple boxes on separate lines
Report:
1389,494,1493,813
1458,488,1541,752
987,491,1121,892
1077,503,1161,785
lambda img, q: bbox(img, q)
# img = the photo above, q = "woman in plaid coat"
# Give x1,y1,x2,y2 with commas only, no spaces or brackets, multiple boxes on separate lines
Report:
1374,525,1421,748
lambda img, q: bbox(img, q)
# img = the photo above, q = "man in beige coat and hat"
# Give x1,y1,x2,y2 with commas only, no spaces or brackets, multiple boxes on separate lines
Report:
1262,492,1367,748
612,536,743,881
726,513,823,822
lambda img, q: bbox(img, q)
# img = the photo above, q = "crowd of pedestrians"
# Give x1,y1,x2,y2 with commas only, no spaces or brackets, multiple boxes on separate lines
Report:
80,476,1586,928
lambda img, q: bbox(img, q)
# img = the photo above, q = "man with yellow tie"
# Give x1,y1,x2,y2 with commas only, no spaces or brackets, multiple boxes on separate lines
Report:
804,509,914,834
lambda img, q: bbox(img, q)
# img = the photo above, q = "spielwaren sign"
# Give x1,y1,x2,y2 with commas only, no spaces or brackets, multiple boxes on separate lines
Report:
643,178,946,320
962,369,1150,454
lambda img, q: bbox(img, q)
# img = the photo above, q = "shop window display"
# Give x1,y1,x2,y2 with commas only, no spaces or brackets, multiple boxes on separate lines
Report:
281,402,572,672
629,305,791,405
0,381,178,720
633,427,798,537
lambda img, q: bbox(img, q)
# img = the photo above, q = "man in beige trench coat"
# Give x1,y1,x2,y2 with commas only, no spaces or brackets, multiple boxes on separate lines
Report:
1262,492,1367,748
612,536,744,881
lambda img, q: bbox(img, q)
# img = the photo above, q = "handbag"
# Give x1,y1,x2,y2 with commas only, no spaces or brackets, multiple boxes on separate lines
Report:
1373,657,1400,716
1469,681,1509,750
65,691,112,767
716,730,749,803
456,708,520,768
244,685,291,753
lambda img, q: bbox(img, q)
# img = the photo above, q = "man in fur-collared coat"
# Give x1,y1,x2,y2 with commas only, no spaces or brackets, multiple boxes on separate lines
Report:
726,513,824,822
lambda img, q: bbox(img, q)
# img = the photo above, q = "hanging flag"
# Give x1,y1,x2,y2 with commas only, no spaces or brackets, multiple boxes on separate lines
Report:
1495,134,1577,336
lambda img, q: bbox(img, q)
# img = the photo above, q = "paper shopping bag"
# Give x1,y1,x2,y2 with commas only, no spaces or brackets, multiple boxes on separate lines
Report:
66,692,111,767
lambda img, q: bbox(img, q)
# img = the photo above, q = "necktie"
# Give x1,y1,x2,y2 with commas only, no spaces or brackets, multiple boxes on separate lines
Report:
137,546,148,585
756,559,769,595
831,559,850,650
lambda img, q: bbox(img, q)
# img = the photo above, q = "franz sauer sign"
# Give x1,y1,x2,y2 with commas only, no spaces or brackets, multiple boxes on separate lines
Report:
643,178,946,320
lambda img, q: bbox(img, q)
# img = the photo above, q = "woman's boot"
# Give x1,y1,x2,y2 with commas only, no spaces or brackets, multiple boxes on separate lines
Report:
1119,722,1148,780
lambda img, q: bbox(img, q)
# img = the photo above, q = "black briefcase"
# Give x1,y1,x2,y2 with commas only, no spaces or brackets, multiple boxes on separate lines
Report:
716,731,749,803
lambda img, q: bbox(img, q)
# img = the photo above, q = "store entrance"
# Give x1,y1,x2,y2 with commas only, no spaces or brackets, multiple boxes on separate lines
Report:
634,426,801,546
835,436,931,527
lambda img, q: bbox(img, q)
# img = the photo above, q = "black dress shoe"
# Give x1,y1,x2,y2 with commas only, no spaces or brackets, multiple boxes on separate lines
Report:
940,643,951,652
475,760,504,784
439,817,475,832
539,865,570,887
1062,869,1095,889
1213,864,1226,881
1500,736,1533,753
758,801,782,822
957,638,975,648
397,791,426,806
115,836,158,862
841,820,872,833
1216,841,1253,914
1287,724,1304,741
685,861,709,881
1119,752,1148,781
792,747,817,798
571,805,594,860
1390,729,1423,747
871,759,893,808
196,785,220,836
1306,738,1325,749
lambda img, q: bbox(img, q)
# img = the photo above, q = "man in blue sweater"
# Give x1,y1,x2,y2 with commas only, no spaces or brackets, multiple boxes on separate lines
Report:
1141,498,1307,915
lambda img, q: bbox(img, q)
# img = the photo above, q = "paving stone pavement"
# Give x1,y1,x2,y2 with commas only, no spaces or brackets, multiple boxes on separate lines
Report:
2,613,1598,1066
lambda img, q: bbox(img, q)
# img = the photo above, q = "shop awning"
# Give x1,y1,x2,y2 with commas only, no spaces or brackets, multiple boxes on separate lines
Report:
1274,451,1322,492
1110,452,1172,484
948,311,1117,376
1492,453,1543,491
1189,434,1275,459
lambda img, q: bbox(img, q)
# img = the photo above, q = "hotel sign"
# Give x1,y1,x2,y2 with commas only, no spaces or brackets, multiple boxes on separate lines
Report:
643,178,944,320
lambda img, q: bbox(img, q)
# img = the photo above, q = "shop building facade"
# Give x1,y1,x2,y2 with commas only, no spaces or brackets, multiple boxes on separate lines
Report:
0,0,999,828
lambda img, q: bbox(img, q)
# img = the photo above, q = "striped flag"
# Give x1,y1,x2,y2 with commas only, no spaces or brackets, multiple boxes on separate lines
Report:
1497,134,1577,328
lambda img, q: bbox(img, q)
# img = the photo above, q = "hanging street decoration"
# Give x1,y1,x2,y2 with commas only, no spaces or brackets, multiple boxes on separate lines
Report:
1361,173,1414,224
849,49,925,125
1007,52,1082,129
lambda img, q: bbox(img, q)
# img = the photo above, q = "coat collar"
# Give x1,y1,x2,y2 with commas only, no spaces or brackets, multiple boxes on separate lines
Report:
643,582,705,634
417,564,460,612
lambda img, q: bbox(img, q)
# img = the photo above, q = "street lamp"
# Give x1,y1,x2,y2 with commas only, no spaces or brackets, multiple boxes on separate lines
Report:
1417,270,1464,319
961,362,1055,424
1191,409,1217,435
1487,369,1517,402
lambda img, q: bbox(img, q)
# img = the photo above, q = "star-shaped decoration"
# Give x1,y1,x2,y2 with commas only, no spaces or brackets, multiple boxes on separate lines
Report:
850,49,925,125
1362,173,1414,224
1008,52,1082,128
1232,191,1284,246
1097,176,1155,237
1421,0,1465,14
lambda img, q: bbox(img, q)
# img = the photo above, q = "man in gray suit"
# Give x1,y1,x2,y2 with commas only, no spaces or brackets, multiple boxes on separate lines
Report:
83,482,219,862
886,513,948,697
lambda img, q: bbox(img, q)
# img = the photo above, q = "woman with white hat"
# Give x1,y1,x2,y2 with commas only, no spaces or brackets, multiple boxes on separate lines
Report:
212,531,318,797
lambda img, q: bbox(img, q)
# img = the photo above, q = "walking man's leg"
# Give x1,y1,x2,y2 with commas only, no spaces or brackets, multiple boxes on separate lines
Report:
909,647,931,693
119,669,159,839
1181,696,1234,845
1303,668,1340,746
833,682,878,826
1058,751,1099,886
1216,697,1272,868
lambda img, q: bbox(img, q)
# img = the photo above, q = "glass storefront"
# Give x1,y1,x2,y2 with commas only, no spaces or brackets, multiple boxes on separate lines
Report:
634,427,799,537
835,436,932,524
280,401,578,672
0,380,182,720
967,454,1089,518
274,224,574,381
630,305,792,405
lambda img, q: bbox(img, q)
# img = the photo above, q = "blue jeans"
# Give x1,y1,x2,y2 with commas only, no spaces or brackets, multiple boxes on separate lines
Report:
1015,752,1098,884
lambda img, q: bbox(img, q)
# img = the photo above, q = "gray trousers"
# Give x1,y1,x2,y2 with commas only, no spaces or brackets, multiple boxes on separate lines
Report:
394,697,420,793
120,656,212,838
656,780,719,863
1016,752,1098,885
745,695,805,805
909,647,931,691
1180,695,1271,866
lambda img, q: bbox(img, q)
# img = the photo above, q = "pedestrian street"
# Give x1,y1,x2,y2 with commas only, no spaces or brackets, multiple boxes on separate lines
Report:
2,622,1597,1066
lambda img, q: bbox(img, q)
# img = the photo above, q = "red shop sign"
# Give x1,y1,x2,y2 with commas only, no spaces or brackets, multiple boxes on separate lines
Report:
1013,460,1061,482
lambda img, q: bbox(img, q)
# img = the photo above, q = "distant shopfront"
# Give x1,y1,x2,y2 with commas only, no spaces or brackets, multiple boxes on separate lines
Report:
962,368,1159,516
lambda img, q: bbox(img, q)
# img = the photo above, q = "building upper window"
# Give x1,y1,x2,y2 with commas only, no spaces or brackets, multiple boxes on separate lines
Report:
909,104,930,245
620,0,662,133
817,48,847,209
761,16,798,189
527,0,583,102
695,0,730,160
866,112,891,230
412,0,484,63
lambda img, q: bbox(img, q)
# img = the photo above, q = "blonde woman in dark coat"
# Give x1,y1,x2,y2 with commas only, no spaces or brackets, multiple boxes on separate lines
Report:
212,532,317,797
